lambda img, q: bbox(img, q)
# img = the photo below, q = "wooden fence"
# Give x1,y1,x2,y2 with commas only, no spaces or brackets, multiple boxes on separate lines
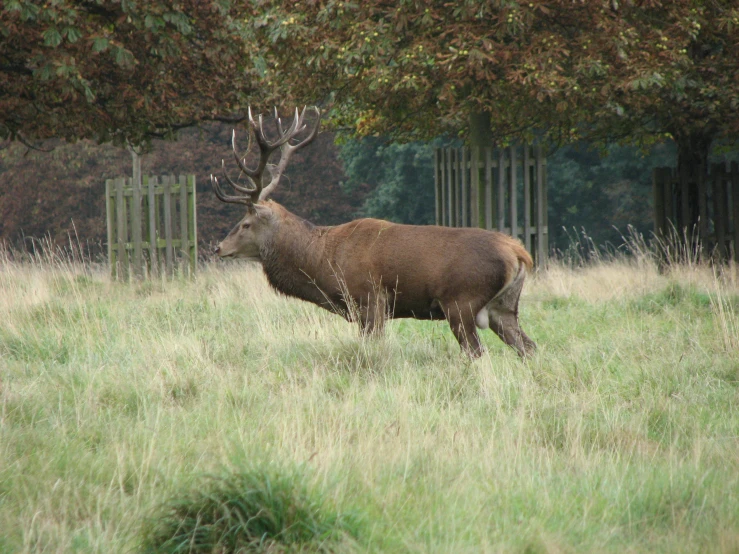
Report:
106,174,197,279
653,162,739,262
434,145,548,266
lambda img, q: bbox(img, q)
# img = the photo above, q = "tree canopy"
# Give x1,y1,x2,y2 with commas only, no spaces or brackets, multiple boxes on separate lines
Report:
0,0,265,146
256,1,739,156
6,0,738,159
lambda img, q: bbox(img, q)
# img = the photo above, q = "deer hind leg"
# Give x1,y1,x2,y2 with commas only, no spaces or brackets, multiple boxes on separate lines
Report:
443,301,484,358
480,266,536,358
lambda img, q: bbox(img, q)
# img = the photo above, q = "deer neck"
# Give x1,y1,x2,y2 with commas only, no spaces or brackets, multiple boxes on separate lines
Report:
259,206,335,309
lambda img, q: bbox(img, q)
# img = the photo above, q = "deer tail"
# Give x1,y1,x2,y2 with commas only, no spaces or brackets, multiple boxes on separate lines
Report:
510,239,534,272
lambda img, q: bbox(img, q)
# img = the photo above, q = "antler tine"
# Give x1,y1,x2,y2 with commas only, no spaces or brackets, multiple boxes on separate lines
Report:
230,129,261,183
210,174,252,205
214,106,322,206
257,106,322,202
274,106,285,136
221,158,257,194
286,106,320,148
268,107,302,149
258,113,267,141
293,105,306,134
247,107,269,149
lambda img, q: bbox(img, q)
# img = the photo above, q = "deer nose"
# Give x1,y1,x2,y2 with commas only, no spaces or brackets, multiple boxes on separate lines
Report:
214,245,221,255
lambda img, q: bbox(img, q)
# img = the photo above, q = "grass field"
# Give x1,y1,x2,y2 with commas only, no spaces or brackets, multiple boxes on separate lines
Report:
1,243,738,553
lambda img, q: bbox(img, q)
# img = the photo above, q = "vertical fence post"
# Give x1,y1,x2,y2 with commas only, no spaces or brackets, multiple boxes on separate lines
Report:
536,145,547,267
105,179,115,278
131,152,143,278
115,177,128,280
484,147,493,230
434,149,442,225
179,175,189,275
450,149,459,227
162,175,174,274
509,146,518,239
497,149,506,232
732,161,739,263
440,148,448,226
446,148,453,227
148,176,159,277
540,147,548,266
523,146,532,253
440,148,451,226
460,147,468,227
470,146,480,228
188,175,198,274
453,148,461,227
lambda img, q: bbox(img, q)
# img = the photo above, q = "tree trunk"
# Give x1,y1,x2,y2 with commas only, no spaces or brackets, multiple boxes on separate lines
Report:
673,131,712,247
468,110,492,229
469,110,492,151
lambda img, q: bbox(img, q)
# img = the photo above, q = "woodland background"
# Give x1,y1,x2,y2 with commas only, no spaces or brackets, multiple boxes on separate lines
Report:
3,1,739,257
0,129,685,257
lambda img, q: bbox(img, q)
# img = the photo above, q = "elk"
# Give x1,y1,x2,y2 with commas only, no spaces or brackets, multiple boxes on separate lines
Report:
212,107,536,358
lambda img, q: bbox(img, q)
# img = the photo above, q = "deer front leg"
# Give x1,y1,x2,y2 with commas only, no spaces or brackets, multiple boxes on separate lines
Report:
358,290,387,336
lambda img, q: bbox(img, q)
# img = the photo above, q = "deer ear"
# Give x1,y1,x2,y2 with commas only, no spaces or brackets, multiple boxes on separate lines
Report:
253,203,274,220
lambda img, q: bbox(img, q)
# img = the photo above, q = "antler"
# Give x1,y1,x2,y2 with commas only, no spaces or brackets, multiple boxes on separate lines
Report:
210,106,322,206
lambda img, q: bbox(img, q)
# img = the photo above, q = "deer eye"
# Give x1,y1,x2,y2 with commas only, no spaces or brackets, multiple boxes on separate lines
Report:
241,222,251,230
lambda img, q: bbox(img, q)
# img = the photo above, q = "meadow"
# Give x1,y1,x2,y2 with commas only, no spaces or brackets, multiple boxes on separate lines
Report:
1,241,738,553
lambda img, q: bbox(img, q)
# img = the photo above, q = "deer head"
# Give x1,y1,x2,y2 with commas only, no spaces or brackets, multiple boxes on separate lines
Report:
212,106,321,259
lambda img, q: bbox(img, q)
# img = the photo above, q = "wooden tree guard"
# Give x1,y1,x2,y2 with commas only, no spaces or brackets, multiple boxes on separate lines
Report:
434,145,548,267
106,174,197,279
653,161,739,262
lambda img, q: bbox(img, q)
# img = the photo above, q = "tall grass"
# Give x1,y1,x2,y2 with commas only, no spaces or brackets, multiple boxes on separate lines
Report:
1,236,738,553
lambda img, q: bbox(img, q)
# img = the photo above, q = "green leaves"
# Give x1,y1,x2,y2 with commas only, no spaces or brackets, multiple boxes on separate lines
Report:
144,14,164,31
1,0,264,145
43,27,62,47
113,46,135,68
251,0,739,156
162,12,192,34
63,26,82,43
91,37,108,53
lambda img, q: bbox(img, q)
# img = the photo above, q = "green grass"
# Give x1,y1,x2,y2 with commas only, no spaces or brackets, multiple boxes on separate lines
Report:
1,247,739,553
140,466,361,553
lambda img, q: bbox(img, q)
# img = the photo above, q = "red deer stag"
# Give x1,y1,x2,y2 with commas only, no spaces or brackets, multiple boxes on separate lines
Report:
212,107,536,358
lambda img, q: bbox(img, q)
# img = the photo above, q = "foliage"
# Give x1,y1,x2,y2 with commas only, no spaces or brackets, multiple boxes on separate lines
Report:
339,137,443,225
0,0,265,146
547,142,675,251
255,1,739,150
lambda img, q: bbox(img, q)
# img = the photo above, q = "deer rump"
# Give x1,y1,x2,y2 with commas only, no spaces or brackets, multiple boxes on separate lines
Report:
260,212,536,358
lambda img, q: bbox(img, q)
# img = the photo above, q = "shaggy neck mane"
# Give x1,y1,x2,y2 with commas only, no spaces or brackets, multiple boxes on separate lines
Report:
259,204,333,309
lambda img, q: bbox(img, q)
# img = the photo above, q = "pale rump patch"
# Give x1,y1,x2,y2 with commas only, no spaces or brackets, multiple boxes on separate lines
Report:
474,262,526,330
475,307,490,329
